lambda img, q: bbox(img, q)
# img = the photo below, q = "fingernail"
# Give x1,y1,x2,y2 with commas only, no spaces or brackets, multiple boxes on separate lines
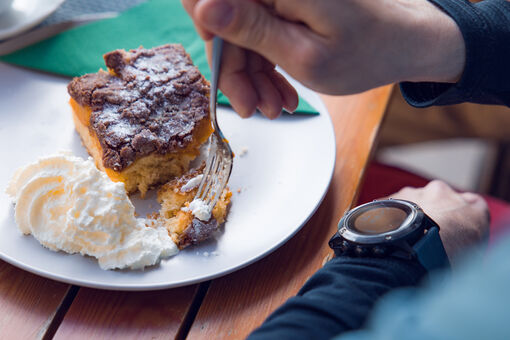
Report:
202,0,233,31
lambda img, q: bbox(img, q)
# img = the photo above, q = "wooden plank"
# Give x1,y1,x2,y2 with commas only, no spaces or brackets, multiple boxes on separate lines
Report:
0,260,71,339
53,285,200,340
186,85,393,339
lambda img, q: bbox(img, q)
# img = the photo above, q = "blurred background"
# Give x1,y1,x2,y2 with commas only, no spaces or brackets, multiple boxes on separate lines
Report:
377,89,510,199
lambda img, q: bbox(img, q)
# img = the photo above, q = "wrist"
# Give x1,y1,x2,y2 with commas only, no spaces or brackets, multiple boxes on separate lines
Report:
394,0,465,84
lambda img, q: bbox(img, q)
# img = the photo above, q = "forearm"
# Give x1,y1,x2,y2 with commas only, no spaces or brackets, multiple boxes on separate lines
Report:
401,0,510,107
248,256,426,340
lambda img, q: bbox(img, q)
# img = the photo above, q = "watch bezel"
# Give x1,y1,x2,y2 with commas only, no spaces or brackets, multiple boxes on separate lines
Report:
338,199,425,245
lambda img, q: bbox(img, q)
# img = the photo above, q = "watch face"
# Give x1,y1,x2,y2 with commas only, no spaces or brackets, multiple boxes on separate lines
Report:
339,199,424,244
352,207,408,235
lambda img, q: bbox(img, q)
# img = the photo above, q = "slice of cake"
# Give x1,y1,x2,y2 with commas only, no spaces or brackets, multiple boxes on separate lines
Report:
157,168,232,249
67,44,213,196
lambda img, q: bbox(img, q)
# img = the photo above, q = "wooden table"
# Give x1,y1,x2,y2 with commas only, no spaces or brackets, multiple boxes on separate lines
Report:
0,86,393,340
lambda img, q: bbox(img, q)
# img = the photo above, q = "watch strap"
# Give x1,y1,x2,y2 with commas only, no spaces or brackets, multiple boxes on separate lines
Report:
414,226,450,271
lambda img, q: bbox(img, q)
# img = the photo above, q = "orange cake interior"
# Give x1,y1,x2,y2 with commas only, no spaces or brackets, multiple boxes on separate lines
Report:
69,98,212,196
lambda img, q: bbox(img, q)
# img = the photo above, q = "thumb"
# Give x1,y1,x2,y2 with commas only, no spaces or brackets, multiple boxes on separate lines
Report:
194,0,298,64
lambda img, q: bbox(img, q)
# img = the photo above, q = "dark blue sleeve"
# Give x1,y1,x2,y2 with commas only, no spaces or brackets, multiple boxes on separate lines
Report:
247,257,426,340
400,0,510,108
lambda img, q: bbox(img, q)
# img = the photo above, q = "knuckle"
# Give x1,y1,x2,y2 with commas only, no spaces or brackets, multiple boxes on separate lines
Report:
427,180,449,190
231,8,270,49
462,191,483,202
426,180,454,197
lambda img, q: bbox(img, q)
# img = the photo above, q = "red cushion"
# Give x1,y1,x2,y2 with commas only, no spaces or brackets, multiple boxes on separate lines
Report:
357,162,510,244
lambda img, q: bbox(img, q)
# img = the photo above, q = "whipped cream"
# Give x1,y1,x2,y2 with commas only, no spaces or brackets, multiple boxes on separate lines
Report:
182,198,211,221
6,153,178,270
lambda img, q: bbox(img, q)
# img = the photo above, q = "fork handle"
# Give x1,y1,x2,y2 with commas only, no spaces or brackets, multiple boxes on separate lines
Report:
210,37,224,131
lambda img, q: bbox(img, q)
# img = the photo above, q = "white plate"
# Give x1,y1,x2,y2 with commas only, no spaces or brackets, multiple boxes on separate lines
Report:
0,63,336,290
0,0,65,40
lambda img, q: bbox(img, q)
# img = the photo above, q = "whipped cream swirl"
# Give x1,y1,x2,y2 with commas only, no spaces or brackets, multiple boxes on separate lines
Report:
6,153,178,270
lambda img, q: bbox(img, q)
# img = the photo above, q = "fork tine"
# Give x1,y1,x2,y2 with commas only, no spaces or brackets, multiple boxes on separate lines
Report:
206,160,232,210
198,153,221,200
196,146,216,198
205,156,223,196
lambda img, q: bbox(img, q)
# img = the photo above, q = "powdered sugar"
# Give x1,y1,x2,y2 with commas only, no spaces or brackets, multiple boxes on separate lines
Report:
72,45,210,171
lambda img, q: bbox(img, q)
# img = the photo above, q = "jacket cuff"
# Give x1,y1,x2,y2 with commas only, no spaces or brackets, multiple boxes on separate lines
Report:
401,0,505,107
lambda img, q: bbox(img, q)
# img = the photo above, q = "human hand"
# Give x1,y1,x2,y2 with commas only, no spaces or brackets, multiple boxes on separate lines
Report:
390,180,490,267
182,0,465,119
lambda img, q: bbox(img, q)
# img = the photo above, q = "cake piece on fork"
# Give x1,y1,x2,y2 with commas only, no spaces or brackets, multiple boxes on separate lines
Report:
157,167,232,249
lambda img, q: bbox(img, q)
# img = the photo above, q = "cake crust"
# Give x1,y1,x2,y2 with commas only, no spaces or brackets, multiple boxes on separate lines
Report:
67,44,210,172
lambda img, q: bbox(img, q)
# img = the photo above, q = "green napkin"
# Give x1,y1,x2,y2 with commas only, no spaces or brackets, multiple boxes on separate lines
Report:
0,0,317,114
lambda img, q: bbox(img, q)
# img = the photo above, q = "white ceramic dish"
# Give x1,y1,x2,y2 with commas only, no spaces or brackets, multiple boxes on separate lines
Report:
0,63,336,290
0,0,14,16
0,0,65,40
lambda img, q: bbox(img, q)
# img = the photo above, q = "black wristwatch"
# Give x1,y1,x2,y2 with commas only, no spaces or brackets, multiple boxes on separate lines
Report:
329,199,450,271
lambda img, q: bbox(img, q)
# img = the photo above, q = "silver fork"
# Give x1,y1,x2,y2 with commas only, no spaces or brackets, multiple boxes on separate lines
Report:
194,37,233,217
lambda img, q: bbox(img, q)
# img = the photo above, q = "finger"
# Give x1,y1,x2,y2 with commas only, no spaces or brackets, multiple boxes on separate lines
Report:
219,45,258,118
205,41,259,117
460,192,483,205
246,53,283,118
196,24,215,41
267,70,299,112
181,0,196,16
194,0,312,66
251,71,283,119
425,180,457,196
181,0,214,40
259,0,331,34
221,71,258,118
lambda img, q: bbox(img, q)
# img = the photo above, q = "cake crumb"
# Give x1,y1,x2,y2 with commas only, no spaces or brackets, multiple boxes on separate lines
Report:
322,252,334,266
146,212,160,219
237,188,242,193
238,147,248,157
180,174,203,193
